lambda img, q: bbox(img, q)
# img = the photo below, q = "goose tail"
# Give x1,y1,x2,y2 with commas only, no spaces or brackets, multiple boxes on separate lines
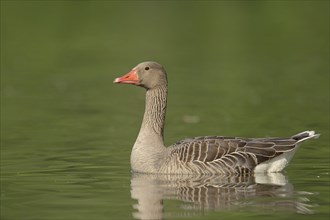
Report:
291,130,320,143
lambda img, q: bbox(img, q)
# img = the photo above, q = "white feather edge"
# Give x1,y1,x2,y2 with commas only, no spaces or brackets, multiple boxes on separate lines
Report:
254,130,320,173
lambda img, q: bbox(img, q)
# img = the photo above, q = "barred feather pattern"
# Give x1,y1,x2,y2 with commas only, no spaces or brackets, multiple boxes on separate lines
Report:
116,62,319,174
159,132,318,175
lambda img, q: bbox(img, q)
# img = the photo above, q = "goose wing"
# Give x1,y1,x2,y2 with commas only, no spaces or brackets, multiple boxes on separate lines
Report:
168,135,300,174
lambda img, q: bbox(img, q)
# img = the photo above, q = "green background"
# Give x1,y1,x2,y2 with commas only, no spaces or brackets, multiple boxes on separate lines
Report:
1,1,329,220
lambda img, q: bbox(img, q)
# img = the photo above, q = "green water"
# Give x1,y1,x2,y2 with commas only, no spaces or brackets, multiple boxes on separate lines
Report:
1,1,329,220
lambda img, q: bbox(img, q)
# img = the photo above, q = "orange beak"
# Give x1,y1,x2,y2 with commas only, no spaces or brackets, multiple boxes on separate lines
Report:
113,69,140,85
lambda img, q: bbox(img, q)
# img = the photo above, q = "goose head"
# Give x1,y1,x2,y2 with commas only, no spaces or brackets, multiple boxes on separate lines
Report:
114,61,167,89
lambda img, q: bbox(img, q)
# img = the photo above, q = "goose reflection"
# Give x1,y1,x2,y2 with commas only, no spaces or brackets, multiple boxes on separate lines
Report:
131,173,314,220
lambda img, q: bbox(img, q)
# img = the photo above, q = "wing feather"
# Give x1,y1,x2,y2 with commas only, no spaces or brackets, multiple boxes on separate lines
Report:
169,135,301,174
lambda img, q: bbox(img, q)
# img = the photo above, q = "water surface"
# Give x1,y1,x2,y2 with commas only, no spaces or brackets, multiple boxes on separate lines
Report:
1,1,329,220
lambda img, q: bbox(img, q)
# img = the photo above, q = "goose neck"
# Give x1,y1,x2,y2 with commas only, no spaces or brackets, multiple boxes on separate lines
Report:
141,85,168,139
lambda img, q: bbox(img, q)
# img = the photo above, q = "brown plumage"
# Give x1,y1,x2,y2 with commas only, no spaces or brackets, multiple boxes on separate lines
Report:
114,61,319,174
163,133,311,175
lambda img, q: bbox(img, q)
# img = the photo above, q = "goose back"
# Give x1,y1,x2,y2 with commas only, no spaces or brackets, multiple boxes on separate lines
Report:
160,131,319,175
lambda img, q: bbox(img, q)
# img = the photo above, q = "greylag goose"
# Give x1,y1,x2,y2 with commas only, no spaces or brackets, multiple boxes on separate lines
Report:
114,61,319,175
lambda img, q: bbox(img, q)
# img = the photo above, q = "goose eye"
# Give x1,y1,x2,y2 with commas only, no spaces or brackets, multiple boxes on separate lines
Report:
145,66,150,70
